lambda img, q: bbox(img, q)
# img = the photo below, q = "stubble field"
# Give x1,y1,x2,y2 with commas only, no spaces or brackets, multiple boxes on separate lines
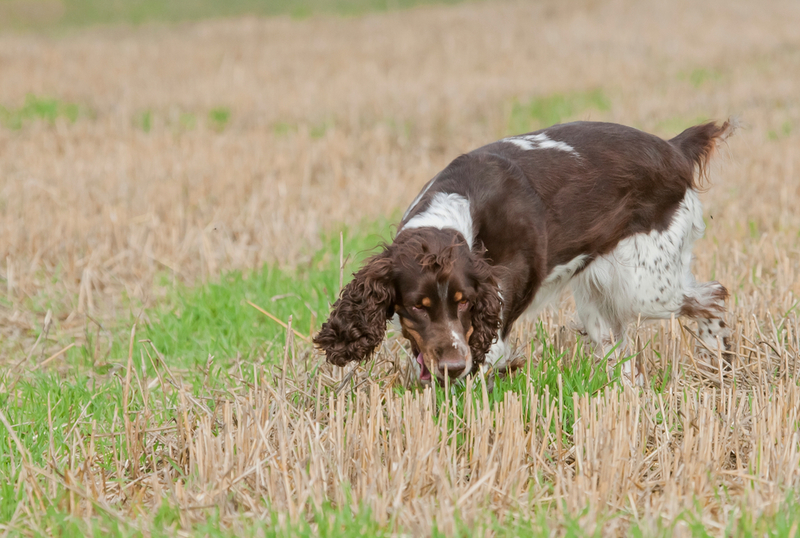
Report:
1,0,800,535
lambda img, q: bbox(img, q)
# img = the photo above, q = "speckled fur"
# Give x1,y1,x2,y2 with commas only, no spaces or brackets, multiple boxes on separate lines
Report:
571,189,730,367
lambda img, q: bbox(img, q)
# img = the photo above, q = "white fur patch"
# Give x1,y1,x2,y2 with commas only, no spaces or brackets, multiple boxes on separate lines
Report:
524,255,590,318
569,189,728,359
450,327,469,354
503,132,579,156
572,190,700,328
402,192,474,247
485,338,511,369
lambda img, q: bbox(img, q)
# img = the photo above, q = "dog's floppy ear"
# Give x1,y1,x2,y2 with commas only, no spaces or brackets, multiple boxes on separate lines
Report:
314,248,395,366
468,251,502,365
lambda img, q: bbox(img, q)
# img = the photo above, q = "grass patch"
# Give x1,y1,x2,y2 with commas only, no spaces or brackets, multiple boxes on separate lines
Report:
310,119,334,139
9,218,396,394
143,218,394,371
768,120,793,141
425,324,617,443
208,107,231,131
0,219,398,534
1,98,236,133
1,492,797,537
678,67,723,88
0,94,81,129
131,107,233,133
1,0,472,31
273,121,297,137
137,109,153,132
0,498,397,537
507,89,610,135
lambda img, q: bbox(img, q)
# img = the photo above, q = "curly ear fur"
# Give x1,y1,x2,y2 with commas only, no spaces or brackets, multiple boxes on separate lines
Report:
468,254,502,364
313,250,395,366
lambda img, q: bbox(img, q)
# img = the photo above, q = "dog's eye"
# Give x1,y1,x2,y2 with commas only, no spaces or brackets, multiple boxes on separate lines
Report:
458,299,470,311
412,305,426,313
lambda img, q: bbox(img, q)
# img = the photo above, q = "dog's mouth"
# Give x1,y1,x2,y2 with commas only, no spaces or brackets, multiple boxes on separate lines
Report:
416,352,432,382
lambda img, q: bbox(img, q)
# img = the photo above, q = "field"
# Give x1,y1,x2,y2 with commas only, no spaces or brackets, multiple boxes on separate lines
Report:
1,0,800,535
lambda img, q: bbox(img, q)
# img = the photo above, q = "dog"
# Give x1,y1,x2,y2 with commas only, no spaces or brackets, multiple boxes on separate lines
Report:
314,120,734,385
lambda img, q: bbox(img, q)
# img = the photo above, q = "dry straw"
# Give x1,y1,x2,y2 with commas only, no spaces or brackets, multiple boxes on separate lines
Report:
1,0,800,534
4,317,800,534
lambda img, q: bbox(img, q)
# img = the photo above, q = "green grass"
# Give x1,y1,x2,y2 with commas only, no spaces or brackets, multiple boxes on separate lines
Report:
507,89,611,136
424,324,619,444
0,97,239,133
3,486,797,537
271,119,334,138
0,219,401,535
678,67,723,89
130,107,233,133
208,107,231,132
179,111,196,130
0,94,81,129
0,217,787,536
5,219,400,426
137,110,152,132
0,0,472,32
143,218,395,371
767,120,793,141
273,121,297,137
10,218,397,384
0,501,398,537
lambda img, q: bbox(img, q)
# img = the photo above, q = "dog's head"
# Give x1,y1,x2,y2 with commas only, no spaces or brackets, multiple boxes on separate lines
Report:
313,228,502,383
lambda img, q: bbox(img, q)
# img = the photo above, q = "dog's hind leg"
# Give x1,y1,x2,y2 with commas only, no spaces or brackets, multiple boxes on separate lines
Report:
586,189,730,370
631,274,731,364
571,189,733,382
624,188,731,363
679,280,731,361
571,279,642,385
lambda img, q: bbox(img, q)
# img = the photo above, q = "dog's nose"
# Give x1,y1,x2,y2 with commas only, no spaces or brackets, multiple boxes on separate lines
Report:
437,356,466,378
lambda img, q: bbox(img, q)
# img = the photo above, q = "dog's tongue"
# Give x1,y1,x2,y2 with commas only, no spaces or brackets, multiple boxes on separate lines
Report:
417,353,431,382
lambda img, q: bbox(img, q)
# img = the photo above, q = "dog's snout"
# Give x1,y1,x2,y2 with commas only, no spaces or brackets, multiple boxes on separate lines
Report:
437,356,466,378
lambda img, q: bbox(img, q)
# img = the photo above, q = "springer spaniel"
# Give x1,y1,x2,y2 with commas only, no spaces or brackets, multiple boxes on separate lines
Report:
314,120,734,385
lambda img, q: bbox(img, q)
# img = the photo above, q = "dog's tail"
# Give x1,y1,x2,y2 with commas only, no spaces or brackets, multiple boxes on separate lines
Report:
670,118,737,189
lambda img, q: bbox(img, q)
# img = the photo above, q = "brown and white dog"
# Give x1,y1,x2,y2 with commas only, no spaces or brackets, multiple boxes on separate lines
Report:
313,121,733,384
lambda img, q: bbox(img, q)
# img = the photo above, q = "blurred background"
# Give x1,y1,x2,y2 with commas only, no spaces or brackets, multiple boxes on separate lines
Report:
0,0,799,355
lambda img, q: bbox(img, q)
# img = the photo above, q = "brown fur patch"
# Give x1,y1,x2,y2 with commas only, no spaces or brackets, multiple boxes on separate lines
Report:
400,318,424,351
679,284,729,319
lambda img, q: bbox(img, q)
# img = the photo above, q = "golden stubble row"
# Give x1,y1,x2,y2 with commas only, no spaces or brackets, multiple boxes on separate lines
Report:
19,313,800,536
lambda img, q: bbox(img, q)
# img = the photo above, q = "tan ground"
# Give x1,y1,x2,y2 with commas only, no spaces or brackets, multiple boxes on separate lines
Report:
1,0,800,534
